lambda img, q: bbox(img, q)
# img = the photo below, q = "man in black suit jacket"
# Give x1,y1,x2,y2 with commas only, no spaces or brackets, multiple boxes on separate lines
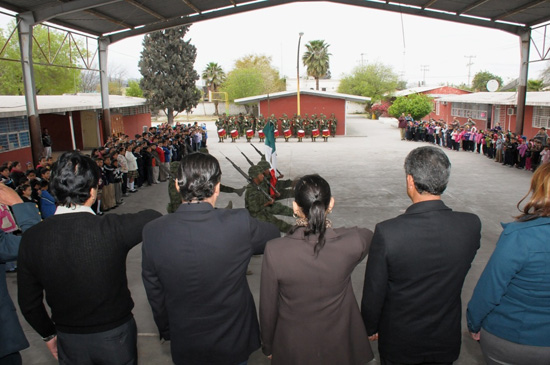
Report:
142,153,279,365
361,146,481,365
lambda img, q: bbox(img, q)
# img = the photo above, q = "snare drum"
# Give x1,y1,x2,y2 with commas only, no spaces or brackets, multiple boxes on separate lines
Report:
312,129,320,138
230,129,238,138
246,129,254,138
297,130,305,138
218,128,226,137
284,129,292,138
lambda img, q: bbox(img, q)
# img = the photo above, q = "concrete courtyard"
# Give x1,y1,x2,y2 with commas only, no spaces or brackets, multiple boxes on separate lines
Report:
7,115,533,364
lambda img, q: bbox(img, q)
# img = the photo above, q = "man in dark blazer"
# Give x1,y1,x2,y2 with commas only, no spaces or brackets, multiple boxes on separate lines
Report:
361,146,481,365
0,183,41,365
142,153,280,365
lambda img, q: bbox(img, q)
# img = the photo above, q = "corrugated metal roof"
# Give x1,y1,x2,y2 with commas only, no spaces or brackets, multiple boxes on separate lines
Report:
234,90,371,104
0,1,548,43
438,91,550,106
0,94,148,118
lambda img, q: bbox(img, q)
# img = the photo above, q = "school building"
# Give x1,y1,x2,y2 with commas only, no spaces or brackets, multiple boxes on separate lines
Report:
235,90,371,135
433,91,550,138
0,94,151,163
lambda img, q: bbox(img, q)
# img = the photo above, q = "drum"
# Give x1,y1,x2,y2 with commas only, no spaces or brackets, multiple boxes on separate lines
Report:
230,129,238,138
322,129,330,137
312,129,320,138
283,129,292,138
218,128,226,137
297,130,305,138
259,131,265,139
274,130,280,138
246,129,254,138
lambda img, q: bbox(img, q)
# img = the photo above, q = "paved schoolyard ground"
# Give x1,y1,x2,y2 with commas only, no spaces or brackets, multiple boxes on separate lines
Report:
8,115,533,364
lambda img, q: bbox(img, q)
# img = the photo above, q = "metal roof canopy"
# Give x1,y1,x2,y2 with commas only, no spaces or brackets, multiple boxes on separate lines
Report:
1,0,549,162
0,0,549,41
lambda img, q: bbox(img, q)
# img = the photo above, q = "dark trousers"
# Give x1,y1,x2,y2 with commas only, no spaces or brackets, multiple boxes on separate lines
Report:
381,358,452,365
57,317,137,365
121,173,128,194
0,352,22,365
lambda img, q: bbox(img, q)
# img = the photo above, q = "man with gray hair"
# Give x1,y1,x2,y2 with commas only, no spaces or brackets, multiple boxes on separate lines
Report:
361,146,481,365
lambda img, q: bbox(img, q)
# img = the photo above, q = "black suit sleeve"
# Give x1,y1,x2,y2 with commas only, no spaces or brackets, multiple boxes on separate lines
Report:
113,209,163,250
361,224,388,336
248,214,280,255
141,237,170,340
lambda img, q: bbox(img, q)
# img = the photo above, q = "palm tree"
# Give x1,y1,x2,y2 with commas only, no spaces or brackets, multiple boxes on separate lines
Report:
202,62,226,115
527,79,544,91
302,40,331,90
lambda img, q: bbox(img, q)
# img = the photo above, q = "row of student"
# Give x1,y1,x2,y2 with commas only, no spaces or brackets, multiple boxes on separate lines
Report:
4,147,548,365
399,114,550,171
87,122,209,213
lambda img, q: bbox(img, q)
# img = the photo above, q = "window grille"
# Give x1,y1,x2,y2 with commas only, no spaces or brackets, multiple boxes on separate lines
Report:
0,117,31,152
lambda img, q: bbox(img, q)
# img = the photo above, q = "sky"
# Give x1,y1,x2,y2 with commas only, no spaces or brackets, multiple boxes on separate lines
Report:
1,2,549,88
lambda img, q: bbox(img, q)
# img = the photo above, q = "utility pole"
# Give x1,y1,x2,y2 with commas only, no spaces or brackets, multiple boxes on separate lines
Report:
360,53,366,66
465,55,476,85
420,65,429,86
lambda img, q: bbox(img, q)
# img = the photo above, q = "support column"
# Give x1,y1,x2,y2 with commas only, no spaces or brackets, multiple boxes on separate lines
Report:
68,112,76,150
515,29,530,136
98,37,111,144
17,12,41,164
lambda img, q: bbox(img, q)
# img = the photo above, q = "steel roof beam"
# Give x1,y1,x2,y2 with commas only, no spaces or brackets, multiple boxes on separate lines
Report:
493,0,547,21
421,0,439,10
86,8,133,29
124,0,166,20
108,0,292,43
34,0,123,23
181,0,201,14
457,0,490,15
324,0,521,34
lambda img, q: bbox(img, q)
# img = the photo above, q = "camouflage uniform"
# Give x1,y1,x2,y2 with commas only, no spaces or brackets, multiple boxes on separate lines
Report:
257,160,293,200
245,165,293,233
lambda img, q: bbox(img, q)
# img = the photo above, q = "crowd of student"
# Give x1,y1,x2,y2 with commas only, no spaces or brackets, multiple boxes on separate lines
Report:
80,122,207,214
398,113,550,171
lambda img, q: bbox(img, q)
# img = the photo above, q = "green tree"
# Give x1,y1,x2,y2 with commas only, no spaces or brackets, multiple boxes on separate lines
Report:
202,62,226,115
233,54,285,93
126,80,143,97
542,62,550,86
527,79,544,91
471,71,503,91
388,93,433,121
221,54,284,102
0,22,81,95
139,25,201,124
222,68,264,102
338,62,399,102
302,40,331,90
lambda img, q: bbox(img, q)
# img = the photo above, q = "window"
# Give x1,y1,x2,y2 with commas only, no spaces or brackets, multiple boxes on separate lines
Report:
0,116,31,152
533,106,550,129
451,102,489,120
121,105,150,116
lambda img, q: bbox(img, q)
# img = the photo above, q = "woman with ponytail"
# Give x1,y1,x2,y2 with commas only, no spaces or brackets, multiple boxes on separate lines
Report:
260,174,374,364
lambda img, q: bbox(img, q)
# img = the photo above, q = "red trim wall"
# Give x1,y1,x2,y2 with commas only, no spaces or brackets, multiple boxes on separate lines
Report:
123,113,152,138
39,113,73,152
0,147,33,167
258,94,346,135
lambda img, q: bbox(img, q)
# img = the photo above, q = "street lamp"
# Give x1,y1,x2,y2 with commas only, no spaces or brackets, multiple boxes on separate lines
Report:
297,32,304,116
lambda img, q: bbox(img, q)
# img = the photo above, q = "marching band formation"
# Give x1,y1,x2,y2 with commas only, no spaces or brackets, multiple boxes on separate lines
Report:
215,113,338,143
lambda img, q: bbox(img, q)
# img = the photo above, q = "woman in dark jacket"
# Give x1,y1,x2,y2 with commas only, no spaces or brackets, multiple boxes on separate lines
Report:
260,174,374,365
